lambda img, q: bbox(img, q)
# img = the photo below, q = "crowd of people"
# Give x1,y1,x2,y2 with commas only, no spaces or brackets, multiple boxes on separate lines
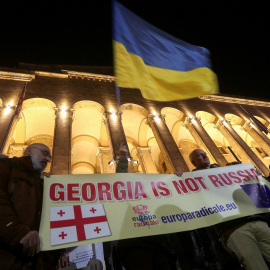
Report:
1,142,270,269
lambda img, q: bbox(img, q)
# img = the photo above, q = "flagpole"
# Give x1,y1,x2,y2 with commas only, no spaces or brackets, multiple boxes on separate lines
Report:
0,83,27,154
228,146,242,164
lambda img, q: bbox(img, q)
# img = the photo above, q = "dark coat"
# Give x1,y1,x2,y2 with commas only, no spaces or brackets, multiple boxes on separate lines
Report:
0,156,59,270
116,158,170,251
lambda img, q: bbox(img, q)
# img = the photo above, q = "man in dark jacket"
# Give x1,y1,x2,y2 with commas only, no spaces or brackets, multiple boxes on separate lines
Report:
115,141,171,270
0,143,59,270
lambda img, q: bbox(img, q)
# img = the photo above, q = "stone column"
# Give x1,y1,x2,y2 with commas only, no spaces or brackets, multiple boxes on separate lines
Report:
0,79,34,153
97,147,115,173
51,108,71,175
0,99,15,152
215,119,269,176
0,112,18,154
242,120,270,156
183,117,227,166
136,147,159,173
147,114,189,174
104,111,134,172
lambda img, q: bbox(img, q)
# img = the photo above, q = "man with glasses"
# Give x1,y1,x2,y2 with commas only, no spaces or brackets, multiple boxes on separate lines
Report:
0,143,59,269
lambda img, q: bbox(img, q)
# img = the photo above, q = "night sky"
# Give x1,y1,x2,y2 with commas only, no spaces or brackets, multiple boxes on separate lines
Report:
0,0,269,100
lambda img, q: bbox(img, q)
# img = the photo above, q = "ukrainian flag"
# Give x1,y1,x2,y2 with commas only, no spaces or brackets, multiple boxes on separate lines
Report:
113,1,219,102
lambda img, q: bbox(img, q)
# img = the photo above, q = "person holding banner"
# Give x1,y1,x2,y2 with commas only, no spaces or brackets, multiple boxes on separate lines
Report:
175,149,228,269
189,149,219,171
115,141,172,270
190,149,270,270
188,149,243,269
215,162,270,270
0,143,60,270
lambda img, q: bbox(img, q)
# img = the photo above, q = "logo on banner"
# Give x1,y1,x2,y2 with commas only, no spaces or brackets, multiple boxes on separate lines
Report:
50,204,111,246
132,204,159,227
241,183,270,208
133,204,149,215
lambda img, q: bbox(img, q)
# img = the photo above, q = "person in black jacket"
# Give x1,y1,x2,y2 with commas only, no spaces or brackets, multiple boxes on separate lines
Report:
115,141,172,270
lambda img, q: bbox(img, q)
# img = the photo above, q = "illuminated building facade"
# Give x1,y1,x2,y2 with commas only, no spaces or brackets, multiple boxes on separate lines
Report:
1,64,270,177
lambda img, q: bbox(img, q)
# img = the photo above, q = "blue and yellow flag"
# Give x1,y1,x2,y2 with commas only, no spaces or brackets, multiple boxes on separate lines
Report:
113,1,219,102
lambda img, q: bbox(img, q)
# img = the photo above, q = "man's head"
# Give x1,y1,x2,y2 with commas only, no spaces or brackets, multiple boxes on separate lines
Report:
24,143,51,173
189,149,210,169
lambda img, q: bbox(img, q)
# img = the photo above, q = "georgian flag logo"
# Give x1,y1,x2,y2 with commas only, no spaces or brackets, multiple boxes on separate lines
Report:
50,204,111,246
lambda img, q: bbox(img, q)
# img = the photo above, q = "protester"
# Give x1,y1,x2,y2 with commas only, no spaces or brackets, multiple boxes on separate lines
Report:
0,143,60,270
214,161,270,270
189,149,220,171
186,149,240,269
174,150,218,177
115,141,172,270
190,149,270,270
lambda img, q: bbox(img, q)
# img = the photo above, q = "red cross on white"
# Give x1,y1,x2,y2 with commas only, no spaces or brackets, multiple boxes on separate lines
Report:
94,227,101,234
90,207,97,214
59,231,67,239
50,204,111,246
57,210,65,217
